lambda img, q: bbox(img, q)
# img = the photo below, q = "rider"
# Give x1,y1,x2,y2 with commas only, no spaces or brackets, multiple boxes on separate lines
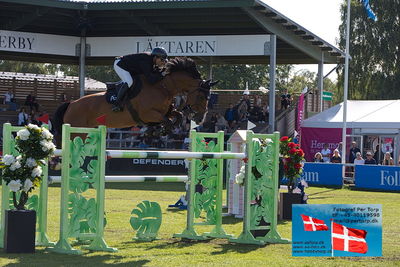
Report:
112,47,168,112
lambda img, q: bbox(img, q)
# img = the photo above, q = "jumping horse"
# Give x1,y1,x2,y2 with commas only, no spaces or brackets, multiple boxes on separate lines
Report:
53,57,216,145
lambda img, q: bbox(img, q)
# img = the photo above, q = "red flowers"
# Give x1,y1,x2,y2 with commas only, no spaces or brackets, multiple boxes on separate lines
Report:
280,136,289,142
288,142,298,149
280,136,305,188
294,163,302,170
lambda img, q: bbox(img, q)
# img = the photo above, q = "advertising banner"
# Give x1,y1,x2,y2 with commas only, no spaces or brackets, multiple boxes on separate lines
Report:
281,163,343,187
292,204,382,257
106,158,187,175
301,127,351,162
355,165,400,191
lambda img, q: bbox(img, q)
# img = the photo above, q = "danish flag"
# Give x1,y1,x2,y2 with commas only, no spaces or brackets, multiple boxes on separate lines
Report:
300,214,329,231
332,222,368,254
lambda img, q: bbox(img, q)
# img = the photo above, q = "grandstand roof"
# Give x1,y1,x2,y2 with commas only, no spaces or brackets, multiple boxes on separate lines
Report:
0,0,344,65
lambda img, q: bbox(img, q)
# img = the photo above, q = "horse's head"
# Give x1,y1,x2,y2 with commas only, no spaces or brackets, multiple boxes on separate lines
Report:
183,79,219,124
165,57,219,124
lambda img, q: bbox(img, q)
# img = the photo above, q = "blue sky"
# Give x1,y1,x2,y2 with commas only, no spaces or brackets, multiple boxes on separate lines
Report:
262,0,343,80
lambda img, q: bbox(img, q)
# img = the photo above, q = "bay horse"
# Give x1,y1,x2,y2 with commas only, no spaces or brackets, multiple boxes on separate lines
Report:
53,57,215,145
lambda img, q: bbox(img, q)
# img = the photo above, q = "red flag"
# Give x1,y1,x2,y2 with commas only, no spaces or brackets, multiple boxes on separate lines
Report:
96,115,106,125
300,214,329,231
37,113,49,124
332,222,368,254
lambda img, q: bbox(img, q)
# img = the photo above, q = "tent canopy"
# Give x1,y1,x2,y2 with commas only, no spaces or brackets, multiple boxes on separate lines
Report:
302,100,400,129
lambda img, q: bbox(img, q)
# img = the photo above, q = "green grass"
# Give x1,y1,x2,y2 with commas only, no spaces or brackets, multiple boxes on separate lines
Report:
0,184,399,267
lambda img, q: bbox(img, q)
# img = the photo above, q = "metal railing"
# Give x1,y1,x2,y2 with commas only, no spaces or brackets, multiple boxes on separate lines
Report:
105,129,188,150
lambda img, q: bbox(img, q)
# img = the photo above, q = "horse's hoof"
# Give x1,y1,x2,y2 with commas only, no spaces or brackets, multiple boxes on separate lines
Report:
112,106,123,112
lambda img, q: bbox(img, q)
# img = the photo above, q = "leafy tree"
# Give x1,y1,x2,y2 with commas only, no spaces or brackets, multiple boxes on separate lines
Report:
338,0,400,100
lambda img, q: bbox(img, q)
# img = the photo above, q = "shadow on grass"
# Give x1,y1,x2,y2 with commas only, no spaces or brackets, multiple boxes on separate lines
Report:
133,237,263,255
0,250,150,266
210,242,264,255
129,238,214,250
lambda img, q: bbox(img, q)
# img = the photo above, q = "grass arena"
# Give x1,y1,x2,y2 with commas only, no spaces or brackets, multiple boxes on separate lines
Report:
0,123,399,266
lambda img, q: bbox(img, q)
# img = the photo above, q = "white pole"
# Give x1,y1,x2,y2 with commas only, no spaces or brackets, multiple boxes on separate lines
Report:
341,0,351,178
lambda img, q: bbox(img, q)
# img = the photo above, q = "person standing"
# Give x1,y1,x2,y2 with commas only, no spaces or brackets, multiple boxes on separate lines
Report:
321,143,331,163
224,103,235,127
17,107,28,126
3,89,13,104
349,141,361,164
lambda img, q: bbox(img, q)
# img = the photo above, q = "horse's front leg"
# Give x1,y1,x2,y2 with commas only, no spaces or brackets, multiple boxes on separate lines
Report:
168,110,184,127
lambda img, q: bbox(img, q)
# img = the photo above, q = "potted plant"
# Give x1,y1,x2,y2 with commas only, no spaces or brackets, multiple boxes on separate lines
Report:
1,124,55,253
279,136,306,220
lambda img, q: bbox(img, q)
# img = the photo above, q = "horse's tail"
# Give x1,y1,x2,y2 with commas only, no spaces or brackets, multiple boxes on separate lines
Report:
53,102,70,142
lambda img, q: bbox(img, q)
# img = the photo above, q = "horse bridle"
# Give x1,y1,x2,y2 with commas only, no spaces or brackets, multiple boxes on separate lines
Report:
180,80,210,117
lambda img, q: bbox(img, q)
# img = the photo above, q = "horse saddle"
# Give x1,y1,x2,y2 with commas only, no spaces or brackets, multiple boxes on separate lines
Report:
105,75,142,105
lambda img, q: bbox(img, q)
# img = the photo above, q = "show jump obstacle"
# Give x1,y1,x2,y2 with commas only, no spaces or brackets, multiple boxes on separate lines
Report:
0,123,289,254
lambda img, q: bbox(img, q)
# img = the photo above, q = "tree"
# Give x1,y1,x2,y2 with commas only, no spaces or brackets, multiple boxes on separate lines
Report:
338,0,400,100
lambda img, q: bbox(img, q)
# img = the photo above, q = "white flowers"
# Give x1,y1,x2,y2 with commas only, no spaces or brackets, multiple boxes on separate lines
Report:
40,140,56,152
27,123,40,131
9,160,21,171
17,128,30,140
3,154,15,165
8,180,22,192
25,157,37,168
235,165,246,185
41,128,53,139
31,166,42,178
23,179,33,192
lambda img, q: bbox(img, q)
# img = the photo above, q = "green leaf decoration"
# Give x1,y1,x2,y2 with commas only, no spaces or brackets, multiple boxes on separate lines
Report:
67,193,98,237
130,201,162,241
249,139,277,231
26,194,39,211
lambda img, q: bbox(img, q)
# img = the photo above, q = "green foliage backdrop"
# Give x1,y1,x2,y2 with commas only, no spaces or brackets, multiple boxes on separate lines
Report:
337,0,400,100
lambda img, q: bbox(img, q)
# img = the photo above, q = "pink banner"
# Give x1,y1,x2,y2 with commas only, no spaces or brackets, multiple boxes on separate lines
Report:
296,93,305,132
301,127,351,162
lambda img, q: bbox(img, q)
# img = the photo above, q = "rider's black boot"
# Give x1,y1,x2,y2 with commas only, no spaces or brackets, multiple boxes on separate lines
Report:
112,82,129,112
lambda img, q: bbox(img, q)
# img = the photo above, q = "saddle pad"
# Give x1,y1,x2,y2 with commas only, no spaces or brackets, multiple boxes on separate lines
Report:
105,75,143,104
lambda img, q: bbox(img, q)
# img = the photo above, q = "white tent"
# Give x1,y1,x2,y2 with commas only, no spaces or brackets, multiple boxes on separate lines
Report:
302,100,400,132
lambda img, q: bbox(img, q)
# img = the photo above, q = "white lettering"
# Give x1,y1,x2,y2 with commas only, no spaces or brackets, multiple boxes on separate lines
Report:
302,171,319,182
132,159,184,166
380,170,400,187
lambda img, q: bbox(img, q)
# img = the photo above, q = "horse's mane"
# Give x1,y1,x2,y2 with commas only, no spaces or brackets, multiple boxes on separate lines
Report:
165,57,201,79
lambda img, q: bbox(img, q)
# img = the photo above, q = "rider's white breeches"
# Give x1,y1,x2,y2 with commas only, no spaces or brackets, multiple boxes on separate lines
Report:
114,59,133,87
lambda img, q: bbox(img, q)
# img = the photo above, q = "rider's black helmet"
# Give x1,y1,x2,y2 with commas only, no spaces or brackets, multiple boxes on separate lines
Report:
151,47,168,60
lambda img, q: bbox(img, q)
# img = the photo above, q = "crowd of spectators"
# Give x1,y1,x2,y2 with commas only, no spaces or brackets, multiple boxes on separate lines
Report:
313,140,397,166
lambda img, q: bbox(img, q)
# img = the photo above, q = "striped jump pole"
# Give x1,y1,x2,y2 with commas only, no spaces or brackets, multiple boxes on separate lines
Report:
49,175,188,183
106,150,246,160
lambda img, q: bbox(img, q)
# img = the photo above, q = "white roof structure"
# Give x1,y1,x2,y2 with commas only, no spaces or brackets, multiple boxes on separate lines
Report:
302,100,400,130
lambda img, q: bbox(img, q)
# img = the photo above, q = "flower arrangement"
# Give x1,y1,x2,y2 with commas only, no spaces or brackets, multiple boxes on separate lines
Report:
1,124,55,210
279,136,305,193
235,165,246,185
